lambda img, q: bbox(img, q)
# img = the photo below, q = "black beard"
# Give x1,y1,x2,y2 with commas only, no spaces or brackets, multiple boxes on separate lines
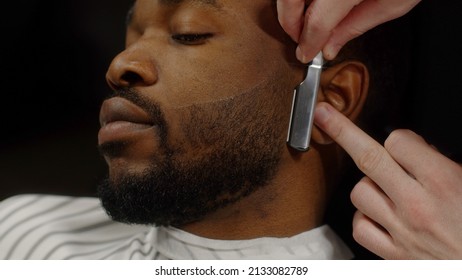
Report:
97,85,288,227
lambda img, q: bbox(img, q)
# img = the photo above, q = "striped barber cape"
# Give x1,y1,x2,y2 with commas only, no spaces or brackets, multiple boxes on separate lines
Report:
0,194,353,260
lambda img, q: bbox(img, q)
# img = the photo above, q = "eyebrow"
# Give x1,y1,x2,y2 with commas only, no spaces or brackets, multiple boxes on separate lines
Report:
126,0,221,26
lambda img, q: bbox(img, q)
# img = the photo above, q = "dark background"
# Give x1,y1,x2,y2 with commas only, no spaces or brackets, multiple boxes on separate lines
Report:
1,0,134,198
1,0,461,259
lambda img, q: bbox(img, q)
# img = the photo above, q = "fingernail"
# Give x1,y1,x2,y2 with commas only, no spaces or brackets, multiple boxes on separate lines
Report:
276,0,284,15
296,46,307,64
314,104,331,126
324,44,340,60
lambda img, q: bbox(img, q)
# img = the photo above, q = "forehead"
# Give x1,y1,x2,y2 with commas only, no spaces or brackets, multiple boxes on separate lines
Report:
128,0,270,29
135,0,223,10
159,0,219,6
131,0,268,14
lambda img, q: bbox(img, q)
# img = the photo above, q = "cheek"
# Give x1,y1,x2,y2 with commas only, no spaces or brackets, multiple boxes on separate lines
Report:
166,72,295,153
161,42,287,109
162,63,264,109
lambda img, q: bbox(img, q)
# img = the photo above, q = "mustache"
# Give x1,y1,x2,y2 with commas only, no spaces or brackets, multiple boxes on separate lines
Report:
109,88,168,140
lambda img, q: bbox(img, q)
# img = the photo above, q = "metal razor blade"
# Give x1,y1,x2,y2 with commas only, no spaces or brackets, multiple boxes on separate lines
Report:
287,51,324,151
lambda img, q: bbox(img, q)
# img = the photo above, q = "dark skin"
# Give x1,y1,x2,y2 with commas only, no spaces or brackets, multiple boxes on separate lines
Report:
100,0,369,240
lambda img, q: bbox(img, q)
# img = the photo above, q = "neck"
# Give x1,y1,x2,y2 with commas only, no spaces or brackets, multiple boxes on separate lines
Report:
180,147,329,240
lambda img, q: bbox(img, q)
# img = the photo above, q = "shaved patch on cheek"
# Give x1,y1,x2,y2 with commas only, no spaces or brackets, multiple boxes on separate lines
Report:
164,77,275,109
161,41,283,109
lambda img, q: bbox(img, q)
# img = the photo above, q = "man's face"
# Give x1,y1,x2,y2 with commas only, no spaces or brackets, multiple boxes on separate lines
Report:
97,0,302,226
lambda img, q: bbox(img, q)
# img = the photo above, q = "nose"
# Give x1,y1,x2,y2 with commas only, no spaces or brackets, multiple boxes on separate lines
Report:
106,44,158,90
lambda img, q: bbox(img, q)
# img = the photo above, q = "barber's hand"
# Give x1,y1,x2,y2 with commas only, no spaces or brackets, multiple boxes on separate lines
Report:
314,102,462,259
277,0,421,63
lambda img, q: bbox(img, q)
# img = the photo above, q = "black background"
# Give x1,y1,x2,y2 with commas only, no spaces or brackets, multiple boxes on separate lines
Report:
1,0,133,198
1,0,461,259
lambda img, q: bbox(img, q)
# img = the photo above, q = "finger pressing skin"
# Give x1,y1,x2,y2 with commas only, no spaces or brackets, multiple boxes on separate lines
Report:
276,0,306,42
297,0,363,63
384,129,462,192
313,102,414,203
352,211,398,259
323,0,421,60
350,177,396,230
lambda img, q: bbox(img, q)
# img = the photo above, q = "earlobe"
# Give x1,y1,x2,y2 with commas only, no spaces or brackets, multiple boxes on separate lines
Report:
312,61,369,145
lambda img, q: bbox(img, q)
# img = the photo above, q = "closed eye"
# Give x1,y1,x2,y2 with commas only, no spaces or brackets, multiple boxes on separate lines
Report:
171,33,213,45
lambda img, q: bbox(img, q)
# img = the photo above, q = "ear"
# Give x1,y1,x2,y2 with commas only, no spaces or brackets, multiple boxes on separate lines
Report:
312,61,369,145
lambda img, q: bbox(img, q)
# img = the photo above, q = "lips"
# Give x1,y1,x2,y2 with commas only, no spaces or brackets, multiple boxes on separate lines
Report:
98,97,155,145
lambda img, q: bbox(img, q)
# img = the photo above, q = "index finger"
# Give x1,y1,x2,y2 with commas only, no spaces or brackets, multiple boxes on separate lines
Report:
313,102,415,202
276,0,306,43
